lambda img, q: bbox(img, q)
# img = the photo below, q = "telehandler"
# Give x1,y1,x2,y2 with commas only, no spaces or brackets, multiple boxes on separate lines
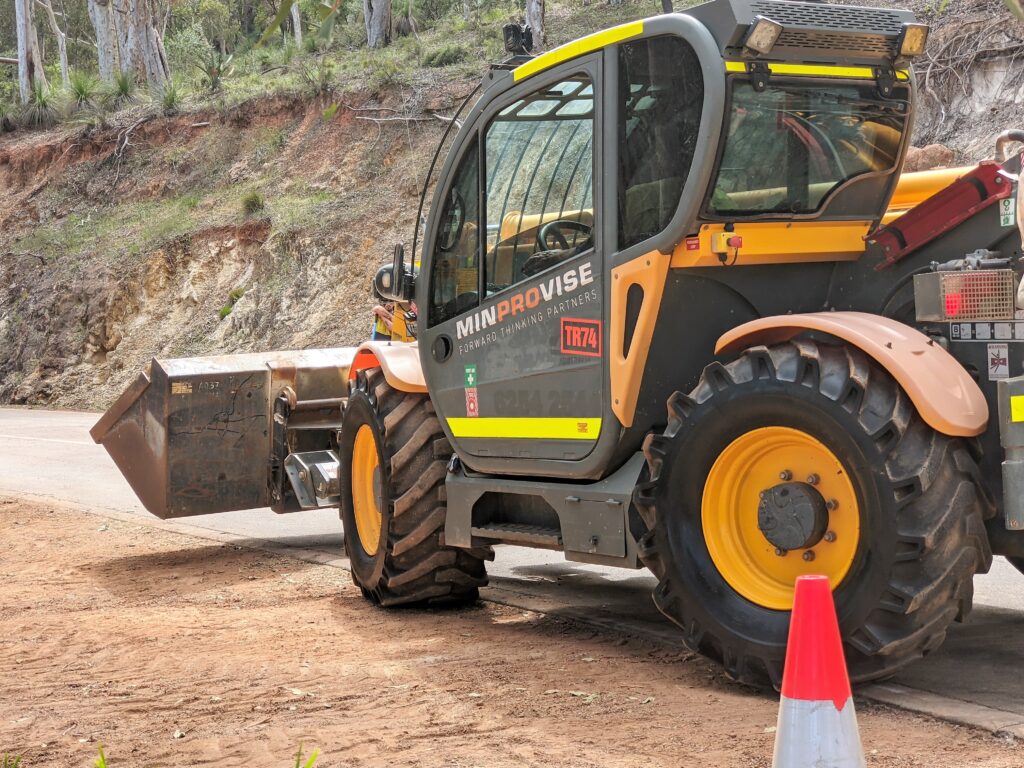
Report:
94,0,1024,686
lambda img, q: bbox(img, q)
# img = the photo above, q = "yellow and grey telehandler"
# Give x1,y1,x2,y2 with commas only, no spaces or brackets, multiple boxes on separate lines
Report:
94,0,1024,685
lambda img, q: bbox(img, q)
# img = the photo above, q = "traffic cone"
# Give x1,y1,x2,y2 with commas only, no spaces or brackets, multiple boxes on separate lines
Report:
772,574,865,768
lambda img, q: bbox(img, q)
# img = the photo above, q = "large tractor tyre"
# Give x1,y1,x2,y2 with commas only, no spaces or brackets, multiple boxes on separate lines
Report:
339,368,490,606
633,340,993,687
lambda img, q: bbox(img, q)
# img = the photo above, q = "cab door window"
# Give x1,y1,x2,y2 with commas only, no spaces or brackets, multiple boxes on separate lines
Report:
618,36,703,249
484,76,594,296
429,137,480,327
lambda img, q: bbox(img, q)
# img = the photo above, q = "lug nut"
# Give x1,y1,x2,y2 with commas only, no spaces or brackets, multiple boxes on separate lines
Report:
807,474,819,485
775,547,787,557
824,531,837,543
802,550,816,562
825,498,838,511
779,470,792,481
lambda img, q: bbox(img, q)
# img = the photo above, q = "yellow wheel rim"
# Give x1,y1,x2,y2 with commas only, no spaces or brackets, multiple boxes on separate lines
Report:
351,424,383,556
702,426,860,610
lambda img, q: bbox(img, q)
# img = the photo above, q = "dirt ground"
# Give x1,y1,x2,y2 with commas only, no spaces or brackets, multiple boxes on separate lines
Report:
0,498,1020,768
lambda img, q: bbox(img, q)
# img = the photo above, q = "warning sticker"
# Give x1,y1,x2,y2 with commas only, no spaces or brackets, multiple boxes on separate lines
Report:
171,381,193,396
465,387,479,417
951,322,1024,341
464,364,478,388
1000,187,1017,228
685,237,700,251
988,343,1009,380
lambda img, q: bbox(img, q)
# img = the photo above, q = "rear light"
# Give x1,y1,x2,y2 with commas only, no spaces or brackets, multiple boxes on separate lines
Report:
914,269,1016,322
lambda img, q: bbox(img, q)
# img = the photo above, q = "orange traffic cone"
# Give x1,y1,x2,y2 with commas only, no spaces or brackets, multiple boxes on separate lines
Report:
772,574,865,768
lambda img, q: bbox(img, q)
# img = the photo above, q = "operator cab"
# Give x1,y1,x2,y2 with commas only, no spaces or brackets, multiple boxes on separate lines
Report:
408,0,922,481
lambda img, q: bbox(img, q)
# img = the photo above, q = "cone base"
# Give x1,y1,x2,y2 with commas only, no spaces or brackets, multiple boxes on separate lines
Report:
772,695,865,768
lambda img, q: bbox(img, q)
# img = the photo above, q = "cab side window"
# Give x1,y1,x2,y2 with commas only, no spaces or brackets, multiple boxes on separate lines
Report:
429,138,480,327
618,36,703,250
484,76,594,296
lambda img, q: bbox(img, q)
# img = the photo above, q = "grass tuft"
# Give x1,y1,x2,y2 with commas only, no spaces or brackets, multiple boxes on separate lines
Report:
242,191,265,215
22,82,58,129
69,69,101,108
423,44,467,67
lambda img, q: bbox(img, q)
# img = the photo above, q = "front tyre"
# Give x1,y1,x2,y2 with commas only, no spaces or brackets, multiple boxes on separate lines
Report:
339,368,489,606
634,340,992,686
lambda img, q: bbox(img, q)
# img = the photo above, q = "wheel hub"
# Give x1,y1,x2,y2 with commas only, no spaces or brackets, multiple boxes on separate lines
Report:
757,482,828,551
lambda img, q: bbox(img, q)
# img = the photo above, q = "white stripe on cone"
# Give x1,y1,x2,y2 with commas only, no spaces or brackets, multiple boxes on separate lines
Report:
772,695,866,768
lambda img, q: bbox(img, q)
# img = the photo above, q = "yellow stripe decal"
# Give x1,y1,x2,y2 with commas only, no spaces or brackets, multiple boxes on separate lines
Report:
725,60,910,81
447,417,602,440
513,21,644,81
1011,395,1024,423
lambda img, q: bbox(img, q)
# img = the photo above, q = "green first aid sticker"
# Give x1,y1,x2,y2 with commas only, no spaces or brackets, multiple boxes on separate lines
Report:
1000,188,1017,228
464,365,478,388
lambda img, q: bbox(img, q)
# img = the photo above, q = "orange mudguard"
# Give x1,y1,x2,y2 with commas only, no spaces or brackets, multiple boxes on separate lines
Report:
716,311,988,438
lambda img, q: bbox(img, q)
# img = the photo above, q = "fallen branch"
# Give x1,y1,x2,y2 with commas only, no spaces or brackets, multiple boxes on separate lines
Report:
0,56,17,66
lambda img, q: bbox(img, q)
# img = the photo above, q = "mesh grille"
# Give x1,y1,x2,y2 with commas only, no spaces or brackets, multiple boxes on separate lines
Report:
776,30,896,57
751,0,905,35
941,270,1016,320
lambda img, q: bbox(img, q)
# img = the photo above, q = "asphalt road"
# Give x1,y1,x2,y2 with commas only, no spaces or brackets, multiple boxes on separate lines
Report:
3,406,1024,735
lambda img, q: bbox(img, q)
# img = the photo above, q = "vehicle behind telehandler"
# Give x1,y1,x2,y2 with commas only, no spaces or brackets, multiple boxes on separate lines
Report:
93,0,1024,686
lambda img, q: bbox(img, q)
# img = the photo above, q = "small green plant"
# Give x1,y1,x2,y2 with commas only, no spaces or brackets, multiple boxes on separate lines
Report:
322,102,339,122
218,287,246,319
68,69,101,108
23,82,57,128
294,743,320,768
241,191,264,216
104,71,136,107
423,44,467,67
94,744,108,768
296,56,335,96
2,754,23,768
195,49,234,93
160,80,183,114
367,57,403,91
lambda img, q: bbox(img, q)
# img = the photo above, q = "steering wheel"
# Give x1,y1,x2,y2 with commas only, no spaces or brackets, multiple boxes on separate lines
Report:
538,219,592,251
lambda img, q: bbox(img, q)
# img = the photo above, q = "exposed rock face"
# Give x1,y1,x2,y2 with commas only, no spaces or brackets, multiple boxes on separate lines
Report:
903,143,956,173
0,91,444,409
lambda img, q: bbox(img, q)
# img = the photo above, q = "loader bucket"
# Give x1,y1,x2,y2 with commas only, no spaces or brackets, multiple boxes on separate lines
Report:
90,348,356,519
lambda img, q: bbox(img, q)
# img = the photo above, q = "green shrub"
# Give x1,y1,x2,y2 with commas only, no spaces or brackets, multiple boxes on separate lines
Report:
423,44,467,67
160,79,184,114
94,744,108,768
69,69,101,108
3,754,22,768
196,49,234,93
322,102,339,121
22,83,57,129
367,57,404,91
294,743,320,768
166,22,211,75
242,191,265,215
296,56,335,96
104,71,136,108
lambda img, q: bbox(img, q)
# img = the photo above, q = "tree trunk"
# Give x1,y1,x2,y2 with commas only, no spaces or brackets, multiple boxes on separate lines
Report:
660,0,672,12
364,0,391,48
14,0,47,104
88,0,119,80
291,3,303,47
111,0,170,91
525,0,544,50
37,0,69,87
461,0,469,21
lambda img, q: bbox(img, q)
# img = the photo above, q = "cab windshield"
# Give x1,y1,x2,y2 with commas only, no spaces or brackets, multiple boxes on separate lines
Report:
707,81,908,216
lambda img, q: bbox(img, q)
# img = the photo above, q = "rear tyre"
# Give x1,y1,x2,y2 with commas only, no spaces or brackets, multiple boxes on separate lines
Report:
339,368,490,606
633,340,993,686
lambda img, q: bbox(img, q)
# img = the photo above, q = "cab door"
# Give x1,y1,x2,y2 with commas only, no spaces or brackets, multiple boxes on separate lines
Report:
420,56,609,476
